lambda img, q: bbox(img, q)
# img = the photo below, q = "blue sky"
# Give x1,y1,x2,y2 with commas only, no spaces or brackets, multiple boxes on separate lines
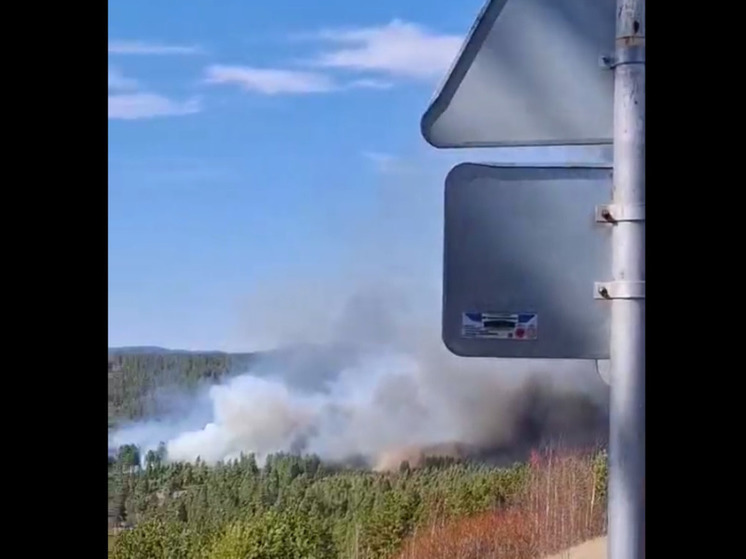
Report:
108,0,609,351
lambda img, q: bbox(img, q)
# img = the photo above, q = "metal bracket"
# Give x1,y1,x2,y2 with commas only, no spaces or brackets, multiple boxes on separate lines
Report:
599,54,616,69
595,281,645,300
595,204,645,224
595,359,611,386
599,45,645,69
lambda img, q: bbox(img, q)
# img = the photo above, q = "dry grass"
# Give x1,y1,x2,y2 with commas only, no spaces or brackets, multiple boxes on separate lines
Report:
394,448,607,559
395,508,536,559
524,448,607,556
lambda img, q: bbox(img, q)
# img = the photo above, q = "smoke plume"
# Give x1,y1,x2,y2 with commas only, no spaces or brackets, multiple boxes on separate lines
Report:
110,146,611,469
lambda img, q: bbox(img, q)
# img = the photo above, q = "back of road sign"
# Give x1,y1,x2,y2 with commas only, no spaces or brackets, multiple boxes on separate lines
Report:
422,0,616,148
443,163,612,359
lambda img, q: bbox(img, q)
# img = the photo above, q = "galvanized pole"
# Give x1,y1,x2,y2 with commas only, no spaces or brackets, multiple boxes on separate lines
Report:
608,1,645,559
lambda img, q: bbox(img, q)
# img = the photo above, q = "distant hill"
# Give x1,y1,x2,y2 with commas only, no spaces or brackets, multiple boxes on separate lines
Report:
108,346,235,356
108,348,260,424
107,343,354,424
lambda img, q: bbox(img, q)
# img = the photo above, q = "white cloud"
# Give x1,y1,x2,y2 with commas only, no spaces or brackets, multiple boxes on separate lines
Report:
204,65,336,94
363,151,398,169
109,93,201,120
107,67,201,120
199,20,459,97
108,40,203,55
204,65,396,95
108,67,138,91
307,20,462,80
361,151,423,175
346,78,393,90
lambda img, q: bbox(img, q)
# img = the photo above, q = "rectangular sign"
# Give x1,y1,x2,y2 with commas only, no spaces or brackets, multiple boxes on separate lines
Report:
421,0,616,148
443,163,612,359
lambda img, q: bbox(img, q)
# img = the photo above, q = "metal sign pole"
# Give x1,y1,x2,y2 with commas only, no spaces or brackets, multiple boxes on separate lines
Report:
607,1,645,558
421,1,645,553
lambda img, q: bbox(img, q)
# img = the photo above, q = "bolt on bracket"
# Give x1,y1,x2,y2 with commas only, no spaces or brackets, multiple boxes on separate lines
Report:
599,54,615,69
595,281,645,300
595,204,645,224
599,45,645,69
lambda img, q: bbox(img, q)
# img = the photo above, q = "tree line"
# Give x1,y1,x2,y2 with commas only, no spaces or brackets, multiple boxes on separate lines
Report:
109,447,608,559
108,352,257,424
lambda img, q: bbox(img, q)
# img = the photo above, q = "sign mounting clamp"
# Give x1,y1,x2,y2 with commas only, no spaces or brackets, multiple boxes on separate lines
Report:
595,281,645,300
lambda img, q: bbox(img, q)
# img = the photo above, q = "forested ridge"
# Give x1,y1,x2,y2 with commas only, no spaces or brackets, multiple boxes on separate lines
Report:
108,350,257,425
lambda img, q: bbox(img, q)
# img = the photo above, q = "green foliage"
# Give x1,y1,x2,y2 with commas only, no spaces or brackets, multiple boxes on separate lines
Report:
108,352,256,424
118,444,141,469
108,449,609,559
592,448,609,501
206,510,334,559
110,518,202,559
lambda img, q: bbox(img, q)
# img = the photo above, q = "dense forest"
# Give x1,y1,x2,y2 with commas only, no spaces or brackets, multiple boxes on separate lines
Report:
108,445,607,559
108,350,257,425
108,350,608,559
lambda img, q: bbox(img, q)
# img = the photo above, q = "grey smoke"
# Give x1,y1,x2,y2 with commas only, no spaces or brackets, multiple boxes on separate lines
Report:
110,324,608,467
110,146,611,467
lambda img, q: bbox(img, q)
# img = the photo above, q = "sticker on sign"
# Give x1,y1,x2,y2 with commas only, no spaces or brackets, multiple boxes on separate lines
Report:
461,312,537,340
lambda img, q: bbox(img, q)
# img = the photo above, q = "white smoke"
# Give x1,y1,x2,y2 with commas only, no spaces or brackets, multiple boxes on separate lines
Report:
167,375,315,463
115,348,465,466
110,335,607,467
